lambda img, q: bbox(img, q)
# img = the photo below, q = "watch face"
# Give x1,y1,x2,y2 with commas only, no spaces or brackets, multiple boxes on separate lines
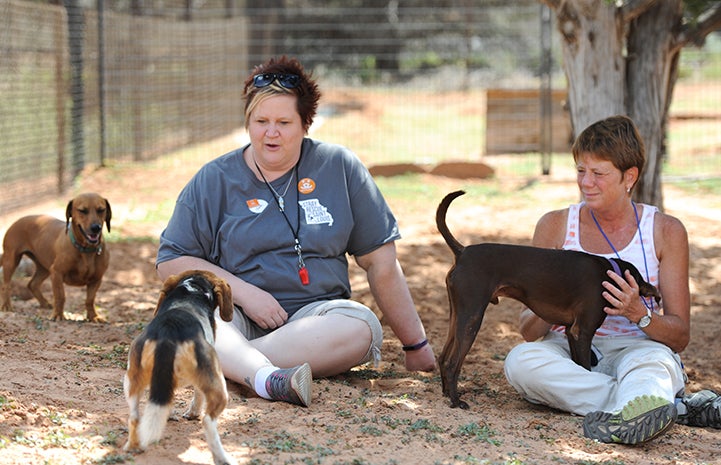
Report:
638,315,651,328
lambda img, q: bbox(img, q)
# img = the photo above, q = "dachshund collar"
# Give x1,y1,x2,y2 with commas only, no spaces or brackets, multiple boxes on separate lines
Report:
67,223,103,255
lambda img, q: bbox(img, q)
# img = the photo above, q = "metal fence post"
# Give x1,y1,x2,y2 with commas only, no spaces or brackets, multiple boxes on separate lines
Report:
539,4,553,176
64,0,85,179
97,0,106,167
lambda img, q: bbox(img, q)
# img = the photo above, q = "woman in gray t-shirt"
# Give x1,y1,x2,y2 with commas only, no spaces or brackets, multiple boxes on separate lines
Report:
157,56,436,407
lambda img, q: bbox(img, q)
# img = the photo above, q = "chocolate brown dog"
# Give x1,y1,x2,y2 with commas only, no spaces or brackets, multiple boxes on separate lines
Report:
124,270,236,465
1,192,111,321
436,191,661,409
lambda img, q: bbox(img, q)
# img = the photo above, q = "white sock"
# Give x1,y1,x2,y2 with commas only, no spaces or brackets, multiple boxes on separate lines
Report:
254,365,278,399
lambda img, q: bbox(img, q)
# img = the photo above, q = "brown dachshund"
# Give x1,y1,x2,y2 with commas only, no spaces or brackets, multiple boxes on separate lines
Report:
436,191,661,409
1,192,111,322
124,270,236,465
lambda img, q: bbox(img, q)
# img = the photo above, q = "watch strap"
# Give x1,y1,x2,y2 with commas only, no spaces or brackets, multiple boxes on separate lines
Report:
637,308,652,328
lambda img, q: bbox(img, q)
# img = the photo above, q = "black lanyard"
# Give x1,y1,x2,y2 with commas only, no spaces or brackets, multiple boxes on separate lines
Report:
254,158,309,285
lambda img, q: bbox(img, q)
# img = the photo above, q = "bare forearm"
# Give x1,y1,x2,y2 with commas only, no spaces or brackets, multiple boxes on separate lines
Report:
368,263,436,371
368,261,426,346
356,243,436,371
158,256,223,280
157,256,258,309
519,308,552,342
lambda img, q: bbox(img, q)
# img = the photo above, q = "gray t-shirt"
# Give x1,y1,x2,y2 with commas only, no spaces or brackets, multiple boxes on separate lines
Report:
157,138,400,315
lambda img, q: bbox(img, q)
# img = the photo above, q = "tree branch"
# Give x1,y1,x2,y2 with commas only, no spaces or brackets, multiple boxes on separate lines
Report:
620,0,659,23
537,0,560,10
678,5,721,48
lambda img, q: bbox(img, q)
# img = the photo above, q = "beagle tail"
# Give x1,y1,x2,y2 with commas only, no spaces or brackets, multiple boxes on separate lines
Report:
138,340,177,448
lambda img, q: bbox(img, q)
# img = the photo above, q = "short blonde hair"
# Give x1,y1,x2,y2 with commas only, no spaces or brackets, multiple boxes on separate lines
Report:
243,83,294,129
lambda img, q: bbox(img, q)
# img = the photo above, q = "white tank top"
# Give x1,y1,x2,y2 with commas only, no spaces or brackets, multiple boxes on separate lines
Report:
551,202,660,337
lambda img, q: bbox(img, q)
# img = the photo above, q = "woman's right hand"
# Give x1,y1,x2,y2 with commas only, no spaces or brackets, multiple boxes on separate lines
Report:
157,255,287,329
237,286,288,330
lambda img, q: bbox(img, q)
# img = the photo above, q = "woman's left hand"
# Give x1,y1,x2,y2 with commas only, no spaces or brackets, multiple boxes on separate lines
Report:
357,242,437,372
404,343,436,372
601,269,646,324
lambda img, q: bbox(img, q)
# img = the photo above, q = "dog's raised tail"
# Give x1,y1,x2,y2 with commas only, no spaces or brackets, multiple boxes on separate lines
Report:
138,340,176,448
436,190,466,257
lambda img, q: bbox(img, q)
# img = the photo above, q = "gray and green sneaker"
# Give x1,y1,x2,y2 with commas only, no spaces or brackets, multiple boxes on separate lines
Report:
677,390,721,428
582,395,676,444
265,362,312,407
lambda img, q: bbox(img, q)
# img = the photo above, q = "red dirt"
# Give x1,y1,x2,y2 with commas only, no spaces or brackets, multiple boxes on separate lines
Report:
1,161,720,464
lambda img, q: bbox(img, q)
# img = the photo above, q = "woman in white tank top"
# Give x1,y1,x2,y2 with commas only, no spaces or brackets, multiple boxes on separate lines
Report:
503,115,714,445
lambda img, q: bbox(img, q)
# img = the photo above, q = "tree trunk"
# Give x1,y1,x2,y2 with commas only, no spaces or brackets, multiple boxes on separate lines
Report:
544,0,689,209
626,1,683,208
553,0,625,135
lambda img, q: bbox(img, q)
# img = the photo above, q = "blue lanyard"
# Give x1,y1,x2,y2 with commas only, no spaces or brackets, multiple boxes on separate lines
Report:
590,202,654,312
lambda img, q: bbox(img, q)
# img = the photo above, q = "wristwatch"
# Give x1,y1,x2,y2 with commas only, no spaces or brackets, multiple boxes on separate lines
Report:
637,308,652,329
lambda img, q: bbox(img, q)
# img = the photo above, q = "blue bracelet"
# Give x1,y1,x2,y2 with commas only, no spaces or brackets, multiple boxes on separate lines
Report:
402,338,428,351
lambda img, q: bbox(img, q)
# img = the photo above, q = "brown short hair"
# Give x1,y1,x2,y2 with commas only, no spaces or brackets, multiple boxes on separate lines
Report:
572,115,646,177
243,56,321,132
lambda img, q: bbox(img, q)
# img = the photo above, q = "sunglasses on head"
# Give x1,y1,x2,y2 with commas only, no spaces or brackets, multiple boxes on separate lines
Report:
252,73,300,89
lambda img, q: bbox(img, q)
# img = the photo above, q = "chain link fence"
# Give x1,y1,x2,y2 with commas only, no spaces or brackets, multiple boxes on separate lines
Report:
2,0,720,214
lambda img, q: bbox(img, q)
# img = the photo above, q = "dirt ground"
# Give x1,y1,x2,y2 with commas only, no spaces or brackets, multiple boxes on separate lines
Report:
1,157,720,465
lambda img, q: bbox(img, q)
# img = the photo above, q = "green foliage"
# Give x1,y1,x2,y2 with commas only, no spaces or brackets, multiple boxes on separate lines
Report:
455,422,502,446
256,430,317,454
0,394,15,410
672,177,721,196
359,55,379,84
684,0,721,22
76,343,128,369
91,453,131,465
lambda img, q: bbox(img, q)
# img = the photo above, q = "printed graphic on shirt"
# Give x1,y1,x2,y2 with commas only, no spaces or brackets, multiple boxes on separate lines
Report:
299,199,333,226
298,177,316,194
246,198,269,214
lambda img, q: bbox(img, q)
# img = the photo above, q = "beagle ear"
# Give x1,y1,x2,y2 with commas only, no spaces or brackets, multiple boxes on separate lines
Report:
104,198,112,232
214,278,235,322
65,199,74,231
155,273,183,316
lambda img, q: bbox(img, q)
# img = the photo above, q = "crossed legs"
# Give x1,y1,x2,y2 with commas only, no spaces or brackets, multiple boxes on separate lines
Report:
213,299,383,391
504,332,686,416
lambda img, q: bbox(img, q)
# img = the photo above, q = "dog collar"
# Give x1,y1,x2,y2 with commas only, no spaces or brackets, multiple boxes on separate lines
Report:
67,223,103,255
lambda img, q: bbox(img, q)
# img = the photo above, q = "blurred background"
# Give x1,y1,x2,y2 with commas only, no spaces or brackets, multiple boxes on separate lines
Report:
2,0,720,213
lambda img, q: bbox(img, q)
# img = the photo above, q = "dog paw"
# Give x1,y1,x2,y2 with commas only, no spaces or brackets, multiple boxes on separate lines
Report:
183,411,201,421
123,442,144,453
87,314,107,323
212,452,238,465
450,399,470,410
50,313,66,321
